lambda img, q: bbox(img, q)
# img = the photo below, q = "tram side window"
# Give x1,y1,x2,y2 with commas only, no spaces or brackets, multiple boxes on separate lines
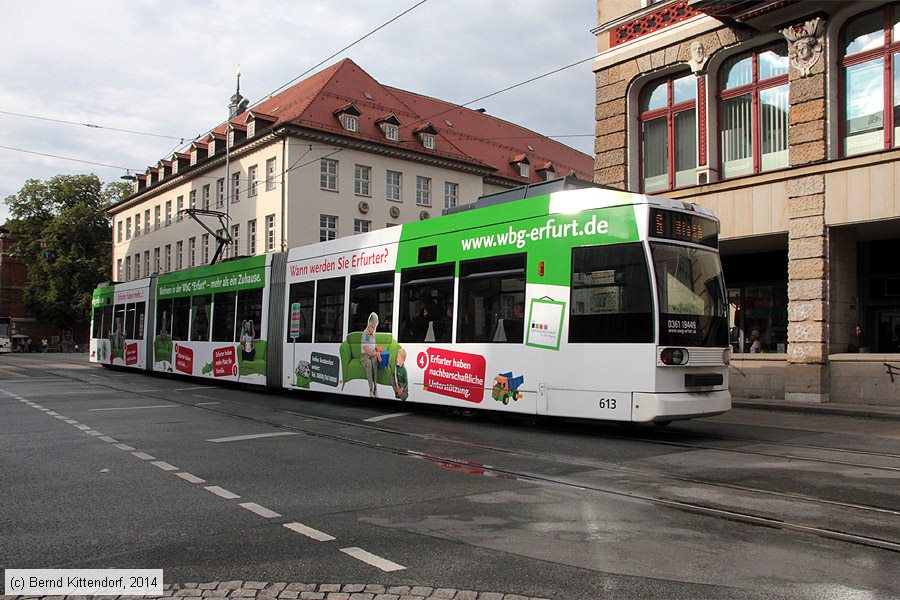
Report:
286,281,314,343
135,302,146,339
113,304,126,339
399,263,454,343
569,243,653,343
156,299,173,337
349,271,394,333
315,277,345,343
457,254,526,343
191,294,212,341
212,291,237,342
125,303,136,339
93,305,112,338
235,288,263,342
172,297,191,341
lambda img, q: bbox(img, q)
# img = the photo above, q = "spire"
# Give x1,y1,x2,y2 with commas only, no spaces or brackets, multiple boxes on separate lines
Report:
228,64,249,118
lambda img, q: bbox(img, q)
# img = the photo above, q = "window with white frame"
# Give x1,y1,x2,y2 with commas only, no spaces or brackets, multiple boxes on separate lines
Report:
164,244,171,272
117,220,123,243
176,195,184,221
266,157,276,190
202,184,210,210
640,72,697,192
422,133,435,149
247,121,256,138
247,219,257,255
124,256,131,281
354,164,371,196
189,189,197,209
134,254,141,278
518,163,529,178
216,178,225,207
248,164,258,197
320,214,338,241
125,217,131,240
202,234,210,264
320,158,338,191
266,214,276,251
354,219,370,233
175,241,183,270
154,247,161,273
344,114,358,132
134,213,141,237
231,224,239,257
444,181,458,209
189,237,196,267
143,251,149,276
231,172,240,203
386,170,402,201
144,210,150,235
165,200,172,226
116,258,123,280
385,123,399,141
416,176,432,206
154,205,161,230
719,43,789,178
841,6,900,155
216,228,227,259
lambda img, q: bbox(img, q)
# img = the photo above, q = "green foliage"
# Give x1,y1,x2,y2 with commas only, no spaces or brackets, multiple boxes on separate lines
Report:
3,174,125,328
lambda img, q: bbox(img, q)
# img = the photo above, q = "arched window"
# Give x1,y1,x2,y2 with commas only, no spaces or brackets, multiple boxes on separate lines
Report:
841,5,900,156
639,73,697,193
719,43,789,179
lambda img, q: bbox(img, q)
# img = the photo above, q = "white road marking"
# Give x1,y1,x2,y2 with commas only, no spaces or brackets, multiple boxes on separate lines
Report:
283,522,335,542
74,424,91,430
54,415,68,420
99,436,118,443
86,431,103,436
192,394,218,401
172,386,216,391
114,443,136,451
340,547,406,572
195,401,220,406
65,419,79,424
239,502,282,518
151,461,178,471
206,432,298,443
90,404,178,411
46,411,59,416
363,412,411,423
205,486,241,500
176,472,206,484
132,452,155,460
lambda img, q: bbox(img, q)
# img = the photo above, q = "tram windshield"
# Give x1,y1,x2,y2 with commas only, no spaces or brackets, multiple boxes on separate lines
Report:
651,242,728,347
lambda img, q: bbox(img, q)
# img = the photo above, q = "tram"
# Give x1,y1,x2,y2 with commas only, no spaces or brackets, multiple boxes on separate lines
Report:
91,186,731,423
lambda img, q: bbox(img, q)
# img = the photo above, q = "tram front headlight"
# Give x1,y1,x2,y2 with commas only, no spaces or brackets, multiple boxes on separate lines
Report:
660,348,689,366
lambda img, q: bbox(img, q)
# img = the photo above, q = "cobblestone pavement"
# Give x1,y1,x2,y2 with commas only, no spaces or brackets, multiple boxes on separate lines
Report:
2,581,553,600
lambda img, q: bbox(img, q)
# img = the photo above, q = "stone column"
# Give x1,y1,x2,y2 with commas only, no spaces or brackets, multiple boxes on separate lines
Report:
783,18,829,403
594,62,634,189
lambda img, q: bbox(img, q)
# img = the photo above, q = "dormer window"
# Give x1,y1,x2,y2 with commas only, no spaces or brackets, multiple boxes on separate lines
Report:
191,149,198,165
537,163,557,181
510,154,531,179
376,114,402,142
422,134,435,149
334,103,362,133
208,140,216,157
228,129,235,148
247,121,255,138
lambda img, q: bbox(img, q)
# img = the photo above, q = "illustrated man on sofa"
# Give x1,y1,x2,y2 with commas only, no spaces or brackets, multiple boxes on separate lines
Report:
360,312,380,397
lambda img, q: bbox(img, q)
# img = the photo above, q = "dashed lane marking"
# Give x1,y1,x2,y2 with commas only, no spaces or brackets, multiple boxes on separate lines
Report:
206,432,298,443
239,502,282,518
151,461,179,471
205,486,241,500
283,522,336,542
114,443,136,451
74,424,91,430
176,472,206,484
363,412,411,423
172,386,216,392
132,452,156,460
99,436,118,443
340,547,406,572
195,401,220,406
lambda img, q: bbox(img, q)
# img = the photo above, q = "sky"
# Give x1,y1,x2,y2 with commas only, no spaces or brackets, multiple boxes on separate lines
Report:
0,1,599,224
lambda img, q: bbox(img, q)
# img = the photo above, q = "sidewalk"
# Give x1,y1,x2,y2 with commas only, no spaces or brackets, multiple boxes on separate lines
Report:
732,397,900,421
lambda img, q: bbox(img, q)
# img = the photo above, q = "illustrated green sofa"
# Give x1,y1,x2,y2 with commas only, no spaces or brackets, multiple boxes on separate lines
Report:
339,332,400,389
237,339,267,378
154,335,173,363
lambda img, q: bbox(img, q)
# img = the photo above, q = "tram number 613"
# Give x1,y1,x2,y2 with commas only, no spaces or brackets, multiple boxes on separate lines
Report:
599,398,617,410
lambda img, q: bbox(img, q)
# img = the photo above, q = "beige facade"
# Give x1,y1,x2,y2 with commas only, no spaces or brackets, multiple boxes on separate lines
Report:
595,0,900,405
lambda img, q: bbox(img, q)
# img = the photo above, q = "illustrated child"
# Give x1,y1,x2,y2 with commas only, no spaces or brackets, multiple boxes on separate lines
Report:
392,348,409,401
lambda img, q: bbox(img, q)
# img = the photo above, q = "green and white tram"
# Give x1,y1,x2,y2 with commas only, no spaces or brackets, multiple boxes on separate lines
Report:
91,186,731,423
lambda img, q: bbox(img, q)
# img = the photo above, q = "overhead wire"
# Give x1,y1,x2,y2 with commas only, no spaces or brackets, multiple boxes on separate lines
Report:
0,110,188,142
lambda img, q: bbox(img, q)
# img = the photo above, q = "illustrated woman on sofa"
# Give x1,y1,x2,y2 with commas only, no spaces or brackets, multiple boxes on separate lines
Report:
360,312,380,397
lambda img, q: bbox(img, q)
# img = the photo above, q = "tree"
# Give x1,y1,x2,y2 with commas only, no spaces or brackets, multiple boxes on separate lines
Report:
3,174,128,330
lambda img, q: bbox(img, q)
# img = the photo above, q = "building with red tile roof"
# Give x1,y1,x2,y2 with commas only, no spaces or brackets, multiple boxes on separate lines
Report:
109,59,593,282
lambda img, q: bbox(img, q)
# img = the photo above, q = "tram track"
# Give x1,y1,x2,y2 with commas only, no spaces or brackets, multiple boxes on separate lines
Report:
28,365,900,555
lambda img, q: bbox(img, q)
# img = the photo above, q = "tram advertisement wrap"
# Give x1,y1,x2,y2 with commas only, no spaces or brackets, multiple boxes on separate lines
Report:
174,344,194,375
125,343,138,366
419,347,486,403
212,346,237,377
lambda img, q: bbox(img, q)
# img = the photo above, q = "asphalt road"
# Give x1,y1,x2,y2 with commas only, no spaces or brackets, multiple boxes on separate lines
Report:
1,353,898,599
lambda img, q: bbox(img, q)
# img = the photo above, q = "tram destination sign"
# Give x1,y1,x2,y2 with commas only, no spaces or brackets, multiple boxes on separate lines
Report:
650,208,718,248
